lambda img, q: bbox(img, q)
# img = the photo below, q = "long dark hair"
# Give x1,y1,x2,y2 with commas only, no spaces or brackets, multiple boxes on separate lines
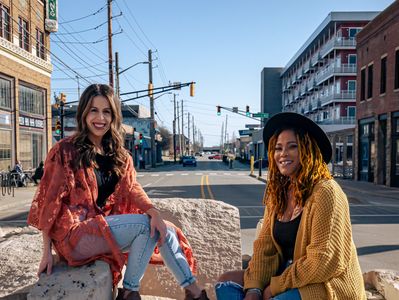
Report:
72,84,128,177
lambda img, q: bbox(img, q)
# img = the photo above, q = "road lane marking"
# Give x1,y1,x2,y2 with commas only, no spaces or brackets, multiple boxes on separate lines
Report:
136,174,144,177
200,175,206,199
223,173,231,176
181,173,188,176
205,175,215,200
195,173,203,175
166,174,174,176
143,183,151,187
209,173,217,176
151,174,159,177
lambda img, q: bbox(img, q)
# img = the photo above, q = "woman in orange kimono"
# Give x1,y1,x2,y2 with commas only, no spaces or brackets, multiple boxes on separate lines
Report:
28,84,208,300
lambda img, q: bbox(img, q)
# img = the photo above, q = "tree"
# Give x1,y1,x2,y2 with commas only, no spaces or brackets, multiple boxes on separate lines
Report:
158,126,172,151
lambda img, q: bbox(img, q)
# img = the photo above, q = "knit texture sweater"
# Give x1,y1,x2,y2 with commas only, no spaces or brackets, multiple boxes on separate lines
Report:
244,179,366,300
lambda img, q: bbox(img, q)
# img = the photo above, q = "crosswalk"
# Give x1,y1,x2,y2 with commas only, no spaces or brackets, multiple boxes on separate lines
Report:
136,172,249,177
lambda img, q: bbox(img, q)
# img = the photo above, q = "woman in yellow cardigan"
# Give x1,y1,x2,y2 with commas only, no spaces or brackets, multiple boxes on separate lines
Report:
215,112,365,300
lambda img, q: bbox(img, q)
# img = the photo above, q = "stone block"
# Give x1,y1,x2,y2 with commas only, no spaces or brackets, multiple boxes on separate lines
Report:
27,260,113,300
139,198,242,300
364,270,399,300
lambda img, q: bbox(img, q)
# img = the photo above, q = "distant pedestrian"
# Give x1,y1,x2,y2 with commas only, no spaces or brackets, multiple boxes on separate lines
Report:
31,161,44,185
139,153,145,170
11,160,27,187
27,84,208,300
216,112,365,300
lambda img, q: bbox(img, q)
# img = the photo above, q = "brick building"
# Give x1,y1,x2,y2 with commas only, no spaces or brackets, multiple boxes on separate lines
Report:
0,0,52,170
355,1,399,187
280,12,379,177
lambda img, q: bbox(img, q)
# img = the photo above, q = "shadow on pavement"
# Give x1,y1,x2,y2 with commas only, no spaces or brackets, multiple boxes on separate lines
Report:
357,244,399,256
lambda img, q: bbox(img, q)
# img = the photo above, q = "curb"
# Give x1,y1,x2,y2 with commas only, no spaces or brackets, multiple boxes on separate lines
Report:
249,173,267,183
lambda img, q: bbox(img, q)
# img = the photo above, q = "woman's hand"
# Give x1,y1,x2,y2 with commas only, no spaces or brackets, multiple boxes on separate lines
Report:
37,249,53,276
244,291,262,300
147,208,167,246
263,286,272,300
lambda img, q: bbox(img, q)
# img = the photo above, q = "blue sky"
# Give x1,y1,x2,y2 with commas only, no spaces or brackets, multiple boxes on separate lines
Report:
53,0,395,146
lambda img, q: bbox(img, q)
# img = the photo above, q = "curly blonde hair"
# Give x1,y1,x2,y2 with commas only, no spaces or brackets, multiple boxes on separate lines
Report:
265,127,332,218
72,84,129,177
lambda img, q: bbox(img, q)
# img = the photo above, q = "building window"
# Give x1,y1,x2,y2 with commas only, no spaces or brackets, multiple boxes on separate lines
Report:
395,49,399,90
349,28,361,38
0,130,11,171
361,68,366,101
18,17,29,51
380,56,387,94
0,77,11,109
19,132,44,169
35,28,45,59
348,80,356,91
367,64,373,99
347,106,356,117
0,5,11,41
19,84,45,115
348,54,357,65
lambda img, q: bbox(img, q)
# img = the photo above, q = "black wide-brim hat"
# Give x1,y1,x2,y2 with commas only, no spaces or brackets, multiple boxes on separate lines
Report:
263,112,332,163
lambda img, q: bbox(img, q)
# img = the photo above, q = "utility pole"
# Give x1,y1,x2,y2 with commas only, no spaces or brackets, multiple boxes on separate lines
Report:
177,101,180,157
107,0,113,87
76,75,81,99
173,94,177,163
187,112,190,155
181,100,184,155
115,51,120,97
224,115,228,152
220,122,224,151
148,49,156,168
192,115,195,153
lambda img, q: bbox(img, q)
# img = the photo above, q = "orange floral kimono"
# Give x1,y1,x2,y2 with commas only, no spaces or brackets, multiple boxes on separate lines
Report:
28,137,196,285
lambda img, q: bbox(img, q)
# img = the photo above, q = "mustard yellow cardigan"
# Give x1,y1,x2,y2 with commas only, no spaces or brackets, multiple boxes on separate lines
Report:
244,179,366,300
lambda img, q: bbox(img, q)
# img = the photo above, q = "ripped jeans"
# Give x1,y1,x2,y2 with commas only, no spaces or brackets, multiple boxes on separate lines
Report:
106,214,196,291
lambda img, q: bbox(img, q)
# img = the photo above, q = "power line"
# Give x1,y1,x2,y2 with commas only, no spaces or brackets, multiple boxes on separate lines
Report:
59,4,107,24
54,20,108,35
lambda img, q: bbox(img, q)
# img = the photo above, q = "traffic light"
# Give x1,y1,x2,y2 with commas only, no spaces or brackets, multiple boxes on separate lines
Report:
217,105,221,116
55,120,61,135
190,82,195,97
60,93,66,103
135,145,139,150
246,105,250,117
139,133,143,144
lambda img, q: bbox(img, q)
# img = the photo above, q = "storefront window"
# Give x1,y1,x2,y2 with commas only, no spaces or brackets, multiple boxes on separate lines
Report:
19,84,44,115
0,129,11,171
0,77,11,109
19,132,43,169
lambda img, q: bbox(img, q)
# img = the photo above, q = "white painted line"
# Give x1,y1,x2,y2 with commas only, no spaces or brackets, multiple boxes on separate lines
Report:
223,173,231,176
143,183,151,187
166,174,174,176
195,173,203,175
151,174,159,177
237,173,246,176
209,173,217,176
136,174,144,177
181,173,188,176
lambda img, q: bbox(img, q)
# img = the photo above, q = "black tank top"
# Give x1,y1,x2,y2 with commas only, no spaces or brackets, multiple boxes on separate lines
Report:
273,213,302,263
93,153,118,208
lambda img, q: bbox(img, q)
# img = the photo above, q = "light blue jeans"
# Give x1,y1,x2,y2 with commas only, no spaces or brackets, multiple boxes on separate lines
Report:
215,281,301,300
106,214,196,291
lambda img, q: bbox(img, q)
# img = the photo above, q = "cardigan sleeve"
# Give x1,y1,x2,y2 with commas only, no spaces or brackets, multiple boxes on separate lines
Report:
117,155,154,213
27,143,69,234
270,180,353,296
244,203,280,290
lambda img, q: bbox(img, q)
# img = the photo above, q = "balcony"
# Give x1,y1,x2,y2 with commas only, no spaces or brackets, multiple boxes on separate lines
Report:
303,60,315,74
311,52,324,67
319,90,356,106
317,116,356,125
315,63,356,85
320,37,356,58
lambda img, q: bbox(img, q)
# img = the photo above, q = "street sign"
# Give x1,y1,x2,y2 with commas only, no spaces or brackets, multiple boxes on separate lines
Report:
232,107,238,113
245,124,261,129
252,112,269,118
239,129,254,136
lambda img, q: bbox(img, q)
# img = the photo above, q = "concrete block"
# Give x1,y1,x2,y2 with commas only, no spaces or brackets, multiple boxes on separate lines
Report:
364,270,399,300
139,198,242,300
27,260,112,300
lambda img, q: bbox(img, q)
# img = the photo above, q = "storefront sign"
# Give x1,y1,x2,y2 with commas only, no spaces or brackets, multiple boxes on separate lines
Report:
45,0,58,32
19,116,44,129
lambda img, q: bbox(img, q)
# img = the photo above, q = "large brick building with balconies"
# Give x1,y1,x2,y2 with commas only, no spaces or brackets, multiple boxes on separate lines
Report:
355,1,399,187
0,0,52,171
280,12,379,177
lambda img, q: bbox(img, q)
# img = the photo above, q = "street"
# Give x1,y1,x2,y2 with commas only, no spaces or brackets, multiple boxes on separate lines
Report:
0,156,399,272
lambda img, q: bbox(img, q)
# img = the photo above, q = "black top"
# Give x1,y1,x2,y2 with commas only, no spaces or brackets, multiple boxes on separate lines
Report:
94,153,118,208
273,213,302,263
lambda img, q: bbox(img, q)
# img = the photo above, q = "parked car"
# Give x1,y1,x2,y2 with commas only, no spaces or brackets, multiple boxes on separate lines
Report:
208,154,222,160
182,156,197,167
254,159,268,169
